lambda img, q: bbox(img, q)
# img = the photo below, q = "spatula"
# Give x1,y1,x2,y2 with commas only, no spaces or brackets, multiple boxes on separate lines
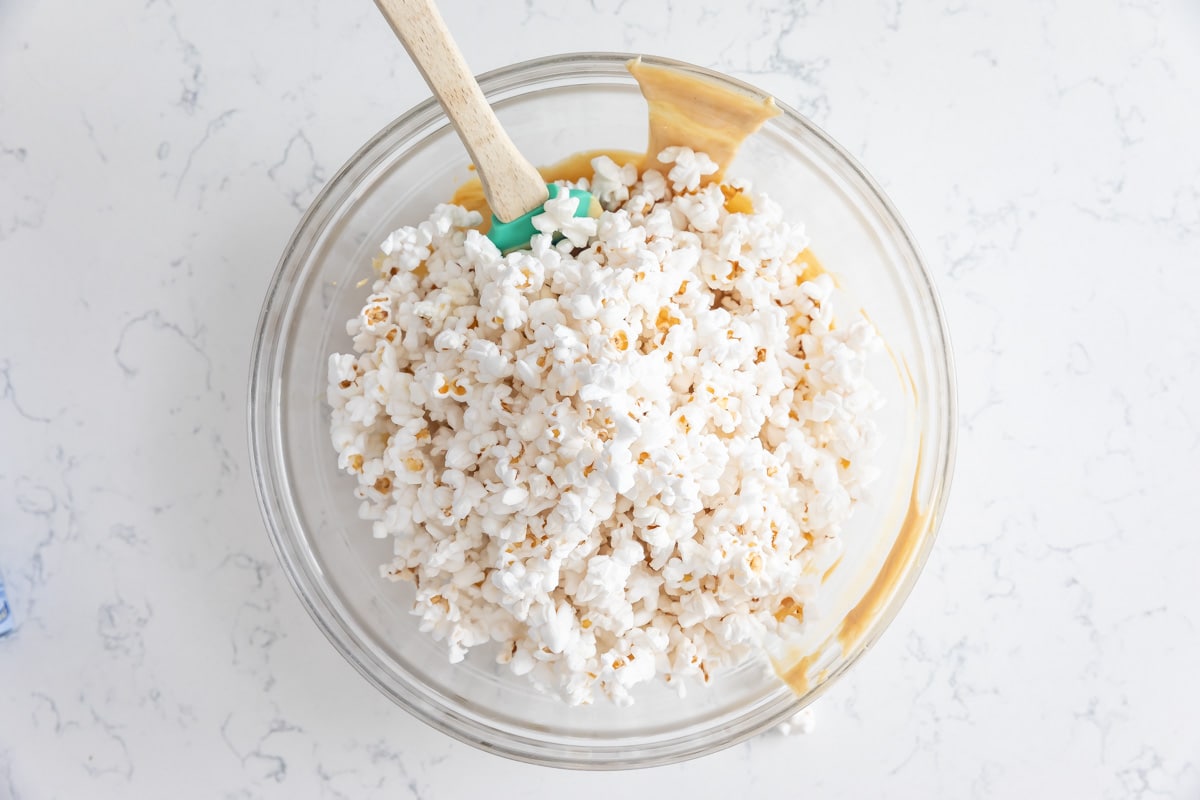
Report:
372,0,600,253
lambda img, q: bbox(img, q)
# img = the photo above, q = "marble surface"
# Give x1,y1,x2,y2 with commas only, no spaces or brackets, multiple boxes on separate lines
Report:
2,0,1199,796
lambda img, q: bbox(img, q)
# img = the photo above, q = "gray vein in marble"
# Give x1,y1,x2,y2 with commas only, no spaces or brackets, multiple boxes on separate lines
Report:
173,108,239,198
267,130,327,213
0,748,19,800
0,361,55,424
152,0,206,114
80,114,109,165
221,714,309,785
112,310,213,392
97,595,153,664
12,448,81,627
81,705,135,781
882,0,904,31
0,142,27,162
362,742,424,800
0,194,46,242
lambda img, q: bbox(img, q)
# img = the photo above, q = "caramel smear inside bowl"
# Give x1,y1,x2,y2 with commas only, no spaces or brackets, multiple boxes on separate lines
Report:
628,57,779,182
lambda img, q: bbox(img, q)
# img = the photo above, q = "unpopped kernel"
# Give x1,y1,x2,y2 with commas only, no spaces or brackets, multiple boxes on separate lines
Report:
328,148,881,706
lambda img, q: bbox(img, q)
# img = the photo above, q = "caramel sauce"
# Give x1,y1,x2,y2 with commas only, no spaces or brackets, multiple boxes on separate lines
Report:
794,249,825,284
836,455,929,650
773,596,805,624
820,555,843,585
777,648,823,696
720,184,755,215
775,449,930,697
627,58,779,181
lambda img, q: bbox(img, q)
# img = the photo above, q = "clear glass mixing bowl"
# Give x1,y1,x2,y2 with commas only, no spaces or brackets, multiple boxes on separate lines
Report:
249,53,955,769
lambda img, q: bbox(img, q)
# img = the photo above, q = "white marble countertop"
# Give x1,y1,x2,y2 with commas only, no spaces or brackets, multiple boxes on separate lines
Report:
3,0,1199,796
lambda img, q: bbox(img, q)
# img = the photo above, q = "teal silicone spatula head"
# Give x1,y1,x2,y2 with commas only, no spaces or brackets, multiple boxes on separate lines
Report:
487,184,603,254
373,0,598,253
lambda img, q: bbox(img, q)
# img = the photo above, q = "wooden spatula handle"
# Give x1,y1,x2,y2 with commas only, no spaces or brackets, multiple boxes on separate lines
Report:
373,0,548,222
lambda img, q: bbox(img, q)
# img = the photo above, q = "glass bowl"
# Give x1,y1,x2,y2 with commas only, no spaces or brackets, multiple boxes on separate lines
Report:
249,53,955,769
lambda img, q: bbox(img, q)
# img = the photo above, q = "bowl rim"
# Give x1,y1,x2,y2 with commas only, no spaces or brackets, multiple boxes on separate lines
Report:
248,51,957,769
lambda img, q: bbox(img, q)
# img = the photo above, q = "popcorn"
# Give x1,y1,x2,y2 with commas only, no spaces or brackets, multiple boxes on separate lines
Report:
328,147,881,706
774,707,817,736
658,146,719,193
531,191,597,248
589,155,639,207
